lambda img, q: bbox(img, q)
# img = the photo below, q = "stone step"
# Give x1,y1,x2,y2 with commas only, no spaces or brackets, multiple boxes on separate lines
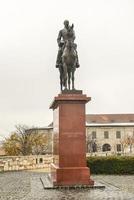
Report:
40,174,105,190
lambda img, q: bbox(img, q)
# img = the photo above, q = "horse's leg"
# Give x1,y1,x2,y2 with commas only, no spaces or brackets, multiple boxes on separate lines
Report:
72,69,75,90
68,69,71,90
63,64,67,90
68,72,70,90
65,68,67,90
60,76,62,91
59,68,62,91
60,73,62,91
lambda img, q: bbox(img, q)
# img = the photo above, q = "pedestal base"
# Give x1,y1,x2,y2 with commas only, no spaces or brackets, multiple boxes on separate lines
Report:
41,174,105,189
51,163,94,186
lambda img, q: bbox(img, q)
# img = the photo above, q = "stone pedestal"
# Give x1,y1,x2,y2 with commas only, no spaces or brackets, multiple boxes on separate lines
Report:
50,90,94,186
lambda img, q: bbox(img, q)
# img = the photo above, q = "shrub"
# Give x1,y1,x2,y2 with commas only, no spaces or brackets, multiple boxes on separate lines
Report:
87,156,134,174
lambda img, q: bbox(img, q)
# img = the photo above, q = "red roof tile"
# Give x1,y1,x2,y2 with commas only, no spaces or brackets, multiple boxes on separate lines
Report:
86,114,134,123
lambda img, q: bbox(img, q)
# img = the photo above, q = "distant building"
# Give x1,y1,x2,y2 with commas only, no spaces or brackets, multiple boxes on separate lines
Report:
27,114,134,156
86,114,134,156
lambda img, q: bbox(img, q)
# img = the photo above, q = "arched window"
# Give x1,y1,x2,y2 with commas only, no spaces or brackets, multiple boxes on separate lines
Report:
102,143,111,152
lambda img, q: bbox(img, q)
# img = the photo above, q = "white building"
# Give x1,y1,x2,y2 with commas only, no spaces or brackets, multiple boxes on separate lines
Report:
86,114,134,156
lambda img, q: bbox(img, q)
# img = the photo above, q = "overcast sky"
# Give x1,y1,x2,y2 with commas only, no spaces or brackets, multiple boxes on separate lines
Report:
0,0,134,138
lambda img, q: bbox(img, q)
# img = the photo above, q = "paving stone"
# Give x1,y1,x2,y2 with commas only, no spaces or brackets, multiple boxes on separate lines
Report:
0,171,134,200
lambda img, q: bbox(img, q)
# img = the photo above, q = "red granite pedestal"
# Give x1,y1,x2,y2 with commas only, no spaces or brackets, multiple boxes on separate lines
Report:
50,90,94,186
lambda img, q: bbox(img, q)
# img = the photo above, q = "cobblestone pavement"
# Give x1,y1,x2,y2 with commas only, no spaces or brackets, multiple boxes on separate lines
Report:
0,171,134,200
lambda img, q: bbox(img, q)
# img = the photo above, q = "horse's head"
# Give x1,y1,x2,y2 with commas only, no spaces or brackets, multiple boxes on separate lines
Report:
66,24,74,40
65,40,74,50
68,24,74,32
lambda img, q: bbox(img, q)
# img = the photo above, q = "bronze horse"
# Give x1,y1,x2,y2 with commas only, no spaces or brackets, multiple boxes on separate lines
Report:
62,39,77,90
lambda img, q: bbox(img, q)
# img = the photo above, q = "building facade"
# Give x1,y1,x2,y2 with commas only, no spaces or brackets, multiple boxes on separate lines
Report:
26,114,134,156
86,114,134,156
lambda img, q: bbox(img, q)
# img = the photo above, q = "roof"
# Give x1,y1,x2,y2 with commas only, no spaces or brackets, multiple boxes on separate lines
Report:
25,127,53,132
86,114,134,124
48,122,53,127
48,114,134,128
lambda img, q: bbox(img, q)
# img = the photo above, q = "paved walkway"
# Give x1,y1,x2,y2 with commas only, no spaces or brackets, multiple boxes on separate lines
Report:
0,171,134,200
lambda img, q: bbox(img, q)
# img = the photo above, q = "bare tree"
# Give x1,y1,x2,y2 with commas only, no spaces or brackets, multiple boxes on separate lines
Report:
3,124,50,156
121,134,134,154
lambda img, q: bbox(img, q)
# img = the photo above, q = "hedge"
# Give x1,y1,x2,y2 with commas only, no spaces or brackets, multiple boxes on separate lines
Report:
87,156,134,174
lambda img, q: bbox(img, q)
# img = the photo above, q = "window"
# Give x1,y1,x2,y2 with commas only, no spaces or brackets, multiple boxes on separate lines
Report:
117,144,121,152
39,158,43,164
102,143,111,151
116,131,121,139
104,131,109,139
36,158,38,164
92,131,96,139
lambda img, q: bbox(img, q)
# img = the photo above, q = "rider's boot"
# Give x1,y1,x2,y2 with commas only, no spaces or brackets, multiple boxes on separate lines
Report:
56,49,62,68
76,63,80,68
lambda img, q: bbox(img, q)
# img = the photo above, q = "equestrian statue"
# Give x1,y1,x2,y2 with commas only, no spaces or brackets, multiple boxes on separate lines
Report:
56,20,80,91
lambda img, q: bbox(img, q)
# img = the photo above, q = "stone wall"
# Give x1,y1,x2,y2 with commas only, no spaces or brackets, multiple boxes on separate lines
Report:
0,155,52,172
